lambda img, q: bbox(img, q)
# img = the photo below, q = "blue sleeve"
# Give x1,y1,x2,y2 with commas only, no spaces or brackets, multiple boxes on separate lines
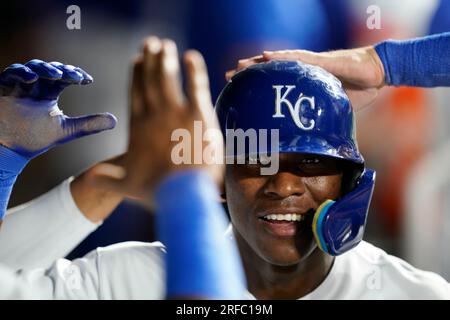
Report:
154,170,246,299
0,146,29,220
374,32,450,87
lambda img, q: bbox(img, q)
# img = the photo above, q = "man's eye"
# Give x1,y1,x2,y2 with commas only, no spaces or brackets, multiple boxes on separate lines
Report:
301,157,321,164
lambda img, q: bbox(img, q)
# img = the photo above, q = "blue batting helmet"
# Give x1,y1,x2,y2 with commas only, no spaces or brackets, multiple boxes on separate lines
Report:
215,60,376,256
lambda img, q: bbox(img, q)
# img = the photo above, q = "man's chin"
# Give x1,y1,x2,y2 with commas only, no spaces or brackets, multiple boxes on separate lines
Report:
265,257,302,268
258,242,318,267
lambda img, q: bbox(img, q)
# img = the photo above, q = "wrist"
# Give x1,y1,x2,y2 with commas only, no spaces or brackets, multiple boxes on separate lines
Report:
0,145,29,220
155,170,219,205
154,170,246,299
0,144,30,172
367,46,386,87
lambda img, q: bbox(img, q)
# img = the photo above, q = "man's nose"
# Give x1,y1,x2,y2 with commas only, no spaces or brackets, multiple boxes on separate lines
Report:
263,171,306,199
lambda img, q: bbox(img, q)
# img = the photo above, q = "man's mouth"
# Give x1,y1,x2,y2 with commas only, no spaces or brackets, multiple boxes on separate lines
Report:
260,213,305,222
258,209,315,237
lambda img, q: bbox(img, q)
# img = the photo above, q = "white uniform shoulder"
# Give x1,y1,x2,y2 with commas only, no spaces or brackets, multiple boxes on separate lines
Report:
18,241,167,300
96,240,166,255
304,241,449,299
94,241,166,299
348,241,450,299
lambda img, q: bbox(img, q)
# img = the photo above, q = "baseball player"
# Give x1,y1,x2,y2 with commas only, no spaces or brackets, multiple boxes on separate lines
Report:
2,34,450,299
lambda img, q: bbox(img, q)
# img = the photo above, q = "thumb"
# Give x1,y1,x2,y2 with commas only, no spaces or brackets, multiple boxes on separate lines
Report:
62,112,117,141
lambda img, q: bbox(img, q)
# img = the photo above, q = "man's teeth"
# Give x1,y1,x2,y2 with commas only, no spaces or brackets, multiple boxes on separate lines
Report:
263,214,305,222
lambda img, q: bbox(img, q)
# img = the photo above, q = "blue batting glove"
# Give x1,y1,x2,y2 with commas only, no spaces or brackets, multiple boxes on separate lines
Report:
0,59,117,219
0,59,117,158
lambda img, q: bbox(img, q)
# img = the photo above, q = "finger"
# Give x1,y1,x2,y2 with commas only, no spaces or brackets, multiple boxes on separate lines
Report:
263,50,305,60
160,39,184,107
236,55,265,71
61,113,117,142
226,55,266,81
142,36,163,112
225,69,236,81
130,56,145,118
184,50,213,116
24,59,63,80
73,66,94,85
0,64,38,85
49,62,84,84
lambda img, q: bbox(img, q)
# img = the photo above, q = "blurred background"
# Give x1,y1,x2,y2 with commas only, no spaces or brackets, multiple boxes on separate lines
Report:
1,0,450,279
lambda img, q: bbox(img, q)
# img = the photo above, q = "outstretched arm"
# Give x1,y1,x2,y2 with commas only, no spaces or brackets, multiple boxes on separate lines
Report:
227,32,450,110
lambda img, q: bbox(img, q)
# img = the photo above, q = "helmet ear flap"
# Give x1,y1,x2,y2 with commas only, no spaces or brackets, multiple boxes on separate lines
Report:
312,169,376,256
339,161,365,196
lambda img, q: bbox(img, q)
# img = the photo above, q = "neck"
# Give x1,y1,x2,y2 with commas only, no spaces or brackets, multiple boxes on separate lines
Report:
234,230,334,299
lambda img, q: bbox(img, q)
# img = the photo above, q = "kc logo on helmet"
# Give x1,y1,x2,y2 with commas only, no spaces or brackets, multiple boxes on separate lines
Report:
272,85,316,130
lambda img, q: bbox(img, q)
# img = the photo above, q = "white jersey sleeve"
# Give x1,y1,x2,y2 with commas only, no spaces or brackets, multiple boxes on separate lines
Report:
0,177,101,270
14,241,166,300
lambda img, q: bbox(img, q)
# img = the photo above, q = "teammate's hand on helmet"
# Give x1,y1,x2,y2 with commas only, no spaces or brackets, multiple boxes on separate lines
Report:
85,37,223,205
0,59,117,158
226,46,385,111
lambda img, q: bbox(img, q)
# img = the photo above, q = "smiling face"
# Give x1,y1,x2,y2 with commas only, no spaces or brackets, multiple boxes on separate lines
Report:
225,153,344,266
